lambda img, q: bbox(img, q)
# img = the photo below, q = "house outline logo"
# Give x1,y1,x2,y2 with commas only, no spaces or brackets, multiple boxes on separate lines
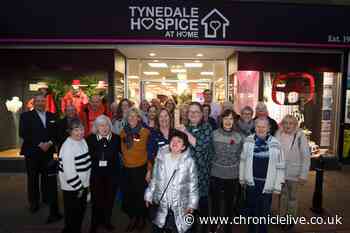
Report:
201,9,230,39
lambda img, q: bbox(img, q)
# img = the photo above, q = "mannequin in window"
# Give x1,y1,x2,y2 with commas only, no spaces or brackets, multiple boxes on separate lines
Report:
61,80,88,116
26,82,56,114
95,80,109,117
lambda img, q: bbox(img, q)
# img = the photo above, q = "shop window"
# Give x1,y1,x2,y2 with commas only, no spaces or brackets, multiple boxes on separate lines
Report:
114,53,126,102
233,71,260,115
264,71,341,157
0,71,108,157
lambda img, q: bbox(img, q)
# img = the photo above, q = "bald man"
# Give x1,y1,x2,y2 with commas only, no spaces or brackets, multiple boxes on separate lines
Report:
253,102,279,136
81,95,110,135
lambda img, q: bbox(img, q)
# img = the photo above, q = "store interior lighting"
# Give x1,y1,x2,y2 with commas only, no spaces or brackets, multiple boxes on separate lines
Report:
143,71,159,75
200,71,214,75
184,62,203,68
171,69,187,73
148,63,168,68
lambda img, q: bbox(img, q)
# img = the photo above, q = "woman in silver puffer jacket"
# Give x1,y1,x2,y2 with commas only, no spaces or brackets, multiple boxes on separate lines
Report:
145,130,199,233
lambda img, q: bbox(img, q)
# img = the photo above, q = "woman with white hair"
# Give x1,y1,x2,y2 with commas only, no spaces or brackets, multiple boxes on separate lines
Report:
240,117,285,233
275,115,310,231
120,107,152,232
86,115,122,233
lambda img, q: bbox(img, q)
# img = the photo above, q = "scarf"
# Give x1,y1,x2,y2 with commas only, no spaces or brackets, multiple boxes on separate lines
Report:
254,134,270,153
124,123,142,150
237,119,254,136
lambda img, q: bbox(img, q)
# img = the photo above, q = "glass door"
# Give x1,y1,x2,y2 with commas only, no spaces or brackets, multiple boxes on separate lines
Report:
141,80,211,104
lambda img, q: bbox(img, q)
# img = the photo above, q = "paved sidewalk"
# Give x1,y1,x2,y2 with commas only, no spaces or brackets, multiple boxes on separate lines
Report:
0,167,350,233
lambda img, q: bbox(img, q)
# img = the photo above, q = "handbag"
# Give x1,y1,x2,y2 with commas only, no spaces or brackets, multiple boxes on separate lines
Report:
148,169,177,221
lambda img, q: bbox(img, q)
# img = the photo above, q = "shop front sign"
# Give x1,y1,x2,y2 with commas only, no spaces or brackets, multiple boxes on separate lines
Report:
0,1,350,47
129,6,230,39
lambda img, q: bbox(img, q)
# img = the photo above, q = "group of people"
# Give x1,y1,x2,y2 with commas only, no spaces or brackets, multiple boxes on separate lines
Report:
19,88,311,233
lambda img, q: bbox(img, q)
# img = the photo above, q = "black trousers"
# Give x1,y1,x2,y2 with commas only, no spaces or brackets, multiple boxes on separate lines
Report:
62,188,88,233
25,155,49,205
25,155,59,215
152,224,193,233
90,175,118,227
192,196,209,233
210,177,239,233
246,182,272,233
121,165,147,218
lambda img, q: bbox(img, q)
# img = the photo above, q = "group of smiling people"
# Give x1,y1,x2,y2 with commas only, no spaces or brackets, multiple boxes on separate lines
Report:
58,98,310,233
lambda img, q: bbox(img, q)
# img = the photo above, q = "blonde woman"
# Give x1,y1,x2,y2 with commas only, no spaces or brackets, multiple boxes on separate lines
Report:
120,107,152,232
275,115,310,231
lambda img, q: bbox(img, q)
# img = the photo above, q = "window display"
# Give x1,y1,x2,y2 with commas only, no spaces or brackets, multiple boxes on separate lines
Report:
61,80,89,115
264,71,340,158
233,71,259,115
232,69,341,159
0,71,109,157
271,72,315,106
26,82,57,113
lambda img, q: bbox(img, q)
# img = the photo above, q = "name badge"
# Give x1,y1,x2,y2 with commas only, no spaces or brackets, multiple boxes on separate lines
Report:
99,160,107,167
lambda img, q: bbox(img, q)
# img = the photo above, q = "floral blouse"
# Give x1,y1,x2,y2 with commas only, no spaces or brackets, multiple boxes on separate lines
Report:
186,122,214,198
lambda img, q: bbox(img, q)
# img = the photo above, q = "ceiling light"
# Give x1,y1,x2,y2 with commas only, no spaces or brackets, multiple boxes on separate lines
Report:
149,53,156,57
184,63,203,68
148,63,168,68
143,71,159,75
201,71,214,75
153,60,159,62
196,53,203,57
194,60,201,63
128,75,139,79
171,69,187,73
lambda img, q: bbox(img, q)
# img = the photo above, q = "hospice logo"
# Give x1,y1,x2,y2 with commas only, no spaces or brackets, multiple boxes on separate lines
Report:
129,6,229,39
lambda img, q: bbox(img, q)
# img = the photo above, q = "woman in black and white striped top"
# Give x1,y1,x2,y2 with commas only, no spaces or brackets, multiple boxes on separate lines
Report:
58,118,91,233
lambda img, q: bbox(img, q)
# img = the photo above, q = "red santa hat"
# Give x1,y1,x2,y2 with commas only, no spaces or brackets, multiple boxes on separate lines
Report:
72,79,81,89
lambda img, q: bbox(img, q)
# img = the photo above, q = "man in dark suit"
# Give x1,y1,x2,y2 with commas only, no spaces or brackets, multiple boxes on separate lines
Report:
19,94,62,223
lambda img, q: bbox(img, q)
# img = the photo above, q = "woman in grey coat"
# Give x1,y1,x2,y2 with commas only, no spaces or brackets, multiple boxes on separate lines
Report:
145,130,199,233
